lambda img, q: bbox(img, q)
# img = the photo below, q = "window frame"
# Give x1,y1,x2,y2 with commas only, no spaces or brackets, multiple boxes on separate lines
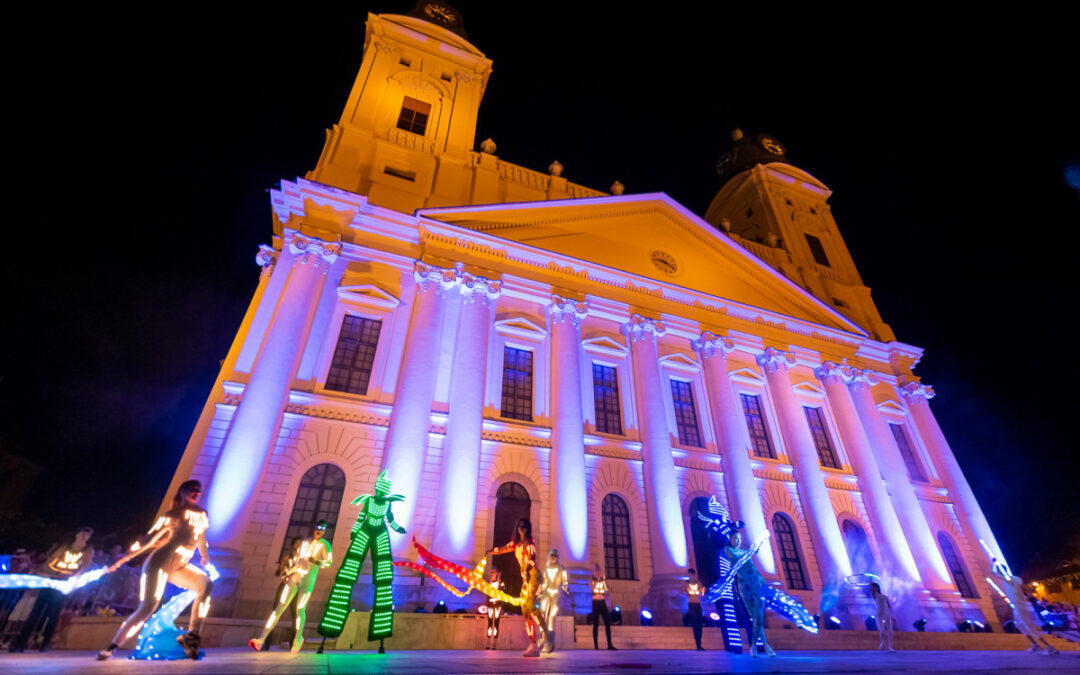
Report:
938,532,978,599
499,345,535,422
803,405,842,470
773,512,811,591
601,493,637,580
592,362,624,436
313,288,400,401
278,463,346,562
669,378,703,448
740,392,777,460
396,96,431,136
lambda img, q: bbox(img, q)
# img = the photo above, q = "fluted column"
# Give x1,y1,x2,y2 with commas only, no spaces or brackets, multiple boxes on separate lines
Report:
757,348,851,607
207,232,340,548
382,261,459,554
547,295,590,565
816,362,922,587
432,272,500,562
901,381,1004,569
846,370,953,591
692,332,775,575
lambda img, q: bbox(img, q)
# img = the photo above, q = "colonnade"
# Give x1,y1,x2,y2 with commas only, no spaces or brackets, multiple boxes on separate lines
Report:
205,244,994,621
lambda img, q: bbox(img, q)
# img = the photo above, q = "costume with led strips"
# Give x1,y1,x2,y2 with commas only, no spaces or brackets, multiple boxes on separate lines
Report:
538,549,572,653
318,471,405,643
488,519,545,657
723,530,776,657
681,571,706,650
694,496,744,653
98,480,214,661
590,565,615,650
485,570,504,650
250,522,332,653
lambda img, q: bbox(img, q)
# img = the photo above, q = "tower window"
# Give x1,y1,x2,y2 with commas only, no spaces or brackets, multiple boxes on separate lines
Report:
804,234,830,267
398,57,412,67
500,347,533,421
396,96,430,136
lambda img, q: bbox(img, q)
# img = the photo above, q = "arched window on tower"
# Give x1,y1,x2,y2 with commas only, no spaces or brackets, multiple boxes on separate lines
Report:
773,512,810,590
280,463,346,560
602,494,635,580
938,532,978,598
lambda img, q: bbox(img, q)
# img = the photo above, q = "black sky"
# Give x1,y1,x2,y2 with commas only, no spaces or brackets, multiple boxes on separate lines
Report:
2,4,1077,577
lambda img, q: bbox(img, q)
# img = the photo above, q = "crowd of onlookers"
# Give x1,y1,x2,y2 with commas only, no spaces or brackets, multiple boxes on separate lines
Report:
1027,596,1080,633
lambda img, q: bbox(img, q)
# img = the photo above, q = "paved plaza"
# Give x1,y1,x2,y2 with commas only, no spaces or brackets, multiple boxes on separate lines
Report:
2,648,1078,674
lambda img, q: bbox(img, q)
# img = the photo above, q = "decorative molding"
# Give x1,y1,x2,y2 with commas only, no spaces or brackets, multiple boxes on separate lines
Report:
481,429,551,448
460,271,501,306
586,445,642,461
581,335,628,357
255,244,278,276
692,331,735,360
674,457,723,473
899,380,935,401
413,260,461,294
622,313,665,344
844,366,878,391
547,294,588,329
286,231,341,271
756,346,795,374
494,316,548,340
753,467,797,482
823,478,861,492
282,402,391,427
337,284,400,309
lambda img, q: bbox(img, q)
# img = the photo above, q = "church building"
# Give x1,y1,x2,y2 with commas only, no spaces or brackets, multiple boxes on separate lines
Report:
165,4,1006,631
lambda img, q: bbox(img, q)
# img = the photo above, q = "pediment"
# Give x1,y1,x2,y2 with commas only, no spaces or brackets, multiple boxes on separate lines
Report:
419,194,864,335
337,284,400,309
494,316,548,339
876,400,908,416
582,335,628,356
792,381,825,396
730,367,765,383
659,352,701,372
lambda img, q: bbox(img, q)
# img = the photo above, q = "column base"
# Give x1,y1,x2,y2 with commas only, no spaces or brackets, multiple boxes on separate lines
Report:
640,573,686,626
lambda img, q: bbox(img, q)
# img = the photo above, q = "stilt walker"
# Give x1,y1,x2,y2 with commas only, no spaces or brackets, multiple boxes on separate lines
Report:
249,520,332,653
318,471,405,653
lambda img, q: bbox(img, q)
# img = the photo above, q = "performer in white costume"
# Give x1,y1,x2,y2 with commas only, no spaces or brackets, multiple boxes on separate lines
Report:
538,549,572,653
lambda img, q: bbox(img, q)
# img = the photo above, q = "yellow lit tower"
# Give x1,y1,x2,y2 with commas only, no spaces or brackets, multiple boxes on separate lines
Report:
705,130,895,342
307,2,492,214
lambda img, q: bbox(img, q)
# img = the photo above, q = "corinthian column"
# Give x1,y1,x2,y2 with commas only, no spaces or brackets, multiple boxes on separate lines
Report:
207,232,340,549
815,363,922,588
382,261,458,553
757,348,851,608
901,381,1004,569
432,272,500,562
624,315,687,624
846,370,953,591
692,332,775,575
547,295,590,565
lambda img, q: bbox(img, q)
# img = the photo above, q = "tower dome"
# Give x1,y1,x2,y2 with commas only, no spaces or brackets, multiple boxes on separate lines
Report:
715,128,792,186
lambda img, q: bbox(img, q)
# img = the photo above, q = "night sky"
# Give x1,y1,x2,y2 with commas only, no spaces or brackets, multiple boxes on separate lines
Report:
3,4,1077,578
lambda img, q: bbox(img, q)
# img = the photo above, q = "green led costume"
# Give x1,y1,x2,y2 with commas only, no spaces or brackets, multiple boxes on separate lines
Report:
317,471,406,642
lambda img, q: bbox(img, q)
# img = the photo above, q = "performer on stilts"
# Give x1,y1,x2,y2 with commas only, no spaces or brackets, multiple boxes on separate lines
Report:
590,562,616,650
538,549,572,653
250,520,332,653
97,479,215,661
724,530,775,657
484,568,504,650
318,471,405,654
487,518,544,657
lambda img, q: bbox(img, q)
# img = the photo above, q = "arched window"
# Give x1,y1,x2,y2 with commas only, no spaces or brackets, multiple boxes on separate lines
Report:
841,519,877,576
281,463,346,559
492,482,531,600
773,513,810,590
602,494,635,580
938,532,978,598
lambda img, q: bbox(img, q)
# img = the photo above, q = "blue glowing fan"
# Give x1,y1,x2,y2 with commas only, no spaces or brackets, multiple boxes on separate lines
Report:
131,564,218,661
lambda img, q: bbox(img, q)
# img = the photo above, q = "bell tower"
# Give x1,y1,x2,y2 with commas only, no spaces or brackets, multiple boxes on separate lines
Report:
705,130,895,342
307,2,492,213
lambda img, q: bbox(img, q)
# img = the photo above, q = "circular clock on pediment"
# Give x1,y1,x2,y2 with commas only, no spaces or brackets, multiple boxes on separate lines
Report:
650,249,680,276
760,136,786,156
421,0,463,28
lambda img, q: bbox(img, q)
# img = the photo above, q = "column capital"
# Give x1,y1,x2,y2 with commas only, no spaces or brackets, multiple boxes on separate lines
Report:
844,366,879,391
622,313,666,343
899,380,936,401
286,231,341,269
548,294,588,328
413,260,461,294
255,244,278,277
756,346,795,374
692,331,735,359
460,271,501,306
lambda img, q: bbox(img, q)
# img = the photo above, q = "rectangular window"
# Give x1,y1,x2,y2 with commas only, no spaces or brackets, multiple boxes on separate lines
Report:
805,234,830,267
670,379,703,447
500,347,533,421
741,393,776,459
803,406,841,469
592,364,623,435
324,315,383,395
889,423,927,482
396,96,430,135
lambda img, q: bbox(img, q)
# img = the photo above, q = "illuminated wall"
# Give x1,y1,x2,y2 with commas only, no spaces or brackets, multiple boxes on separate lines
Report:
164,10,1006,629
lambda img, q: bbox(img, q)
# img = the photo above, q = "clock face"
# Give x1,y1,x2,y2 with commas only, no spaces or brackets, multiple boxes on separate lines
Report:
651,250,679,275
423,1,460,25
761,137,785,156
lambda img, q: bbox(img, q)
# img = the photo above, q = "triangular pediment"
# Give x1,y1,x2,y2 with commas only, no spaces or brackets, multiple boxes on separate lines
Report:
793,381,825,396
730,367,765,383
494,316,548,339
582,335,628,356
659,352,701,371
877,400,908,416
337,284,400,308
419,194,864,335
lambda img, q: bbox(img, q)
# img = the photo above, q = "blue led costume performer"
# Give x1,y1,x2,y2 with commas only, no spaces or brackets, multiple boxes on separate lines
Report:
97,480,215,661
694,495,744,653
250,521,333,653
318,471,404,646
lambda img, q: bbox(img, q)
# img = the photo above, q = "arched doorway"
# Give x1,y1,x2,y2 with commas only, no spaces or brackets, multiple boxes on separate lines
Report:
841,519,877,577
492,481,531,602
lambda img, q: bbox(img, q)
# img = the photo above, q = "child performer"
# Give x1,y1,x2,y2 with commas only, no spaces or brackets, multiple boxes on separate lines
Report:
680,568,705,651
724,530,775,657
590,563,616,650
97,480,214,661
249,520,332,653
538,549,572,653
487,518,544,657
869,581,895,652
485,568,504,650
